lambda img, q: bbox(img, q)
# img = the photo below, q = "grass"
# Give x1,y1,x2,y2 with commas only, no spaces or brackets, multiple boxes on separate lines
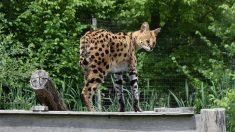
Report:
0,83,36,110
0,74,233,113
1,76,234,132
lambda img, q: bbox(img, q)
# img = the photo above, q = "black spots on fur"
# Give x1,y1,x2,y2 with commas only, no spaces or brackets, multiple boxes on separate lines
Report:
90,47,94,50
91,65,96,68
87,78,102,85
98,67,103,73
124,53,127,57
124,44,127,48
99,48,102,51
99,74,103,79
105,50,109,54
106,65,109,69
100,40,103,43
111,42,115,45
118,53,122,56
82,59,89,65
102,44,105,48
88,87,91,91
93,87,97,91
130,79,138,86
95,78,102,83
113,53,117,57
88,78,95,83
97,61,102,65
111,49,115,52
101,53,104,57
101,59,105,63
103,61,107,66
116,43,120,48
91,55,95,59
95,52,99,56
94,47,98,49
105,35,109,39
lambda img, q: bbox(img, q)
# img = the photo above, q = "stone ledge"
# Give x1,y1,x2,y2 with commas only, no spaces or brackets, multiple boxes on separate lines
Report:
154,107,195,114
0,110,194,116
0,110,196,132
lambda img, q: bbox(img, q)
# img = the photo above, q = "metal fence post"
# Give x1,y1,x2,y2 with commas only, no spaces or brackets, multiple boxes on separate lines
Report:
92,16,97,30
91,16,101,111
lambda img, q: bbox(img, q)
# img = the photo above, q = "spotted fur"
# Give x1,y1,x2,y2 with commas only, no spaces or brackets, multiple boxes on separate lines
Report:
80,22,161,112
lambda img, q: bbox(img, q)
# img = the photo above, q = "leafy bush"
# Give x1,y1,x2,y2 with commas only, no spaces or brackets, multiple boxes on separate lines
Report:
214,89,235,132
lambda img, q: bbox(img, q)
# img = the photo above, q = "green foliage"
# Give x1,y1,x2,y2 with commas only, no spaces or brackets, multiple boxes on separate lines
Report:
0,83,36,110
169,80,194,107
0,3,235,131
57,80,85,111
214,89,235,132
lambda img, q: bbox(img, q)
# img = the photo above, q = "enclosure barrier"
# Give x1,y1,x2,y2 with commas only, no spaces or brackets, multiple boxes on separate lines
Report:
0,70,225,132
0,108,225,132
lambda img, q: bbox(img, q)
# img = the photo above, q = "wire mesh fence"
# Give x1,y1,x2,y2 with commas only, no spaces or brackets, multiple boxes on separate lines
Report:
1,17,234,112
82,18,235,111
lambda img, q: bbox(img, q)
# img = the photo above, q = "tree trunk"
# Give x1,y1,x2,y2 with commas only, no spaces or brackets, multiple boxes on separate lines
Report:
30,70,68,111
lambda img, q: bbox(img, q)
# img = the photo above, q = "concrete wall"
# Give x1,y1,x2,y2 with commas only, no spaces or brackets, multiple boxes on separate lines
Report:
0,110,196,132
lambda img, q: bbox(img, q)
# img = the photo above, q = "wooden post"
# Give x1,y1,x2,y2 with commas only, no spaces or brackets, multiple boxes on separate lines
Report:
30,70,68,111
92,16,97,30
198,108,226,132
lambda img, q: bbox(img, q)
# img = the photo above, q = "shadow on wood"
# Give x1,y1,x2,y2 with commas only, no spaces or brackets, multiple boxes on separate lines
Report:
30,70,68,111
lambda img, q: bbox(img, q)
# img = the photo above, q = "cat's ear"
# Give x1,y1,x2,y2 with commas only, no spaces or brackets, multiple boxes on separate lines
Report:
140,22,150,32
153,28,161,36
